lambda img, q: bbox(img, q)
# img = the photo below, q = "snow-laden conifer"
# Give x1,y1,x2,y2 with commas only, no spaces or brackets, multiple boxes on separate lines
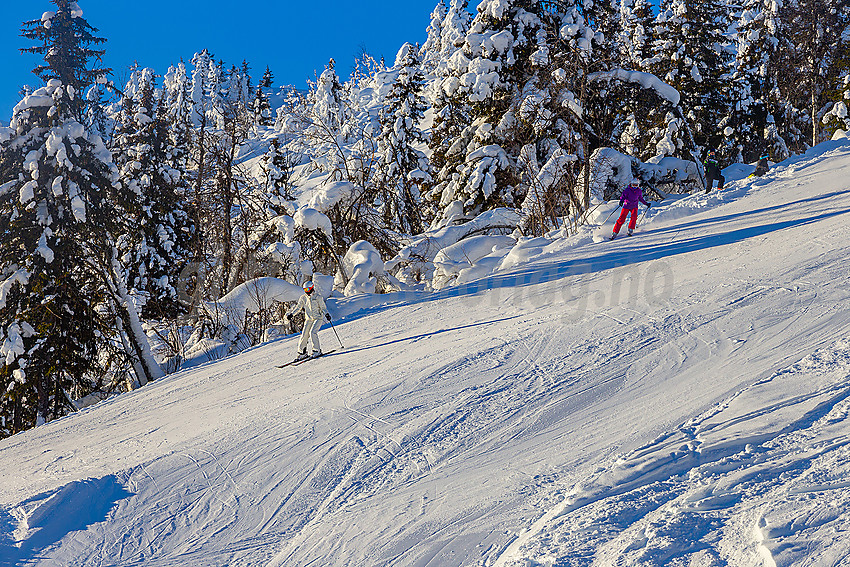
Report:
421,1,448,75
619,0,656,69
427,0,600,232
732,0,788,161
0,0,163,435
647,0,734,158
261,138,294,212
112,68,195,320
427,0,550,221
378,44,431,235
190,49,212,126
780,0,850,147
585,0,622,62
306,60,350,176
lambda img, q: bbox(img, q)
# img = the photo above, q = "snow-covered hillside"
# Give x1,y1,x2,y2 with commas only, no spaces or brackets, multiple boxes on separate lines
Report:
2,139,850,566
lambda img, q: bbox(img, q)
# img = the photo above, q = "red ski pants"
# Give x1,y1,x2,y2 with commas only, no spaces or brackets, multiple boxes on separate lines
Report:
613,207,638,234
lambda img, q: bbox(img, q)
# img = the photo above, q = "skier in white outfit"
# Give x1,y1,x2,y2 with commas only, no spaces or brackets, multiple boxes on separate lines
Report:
285,281,331,360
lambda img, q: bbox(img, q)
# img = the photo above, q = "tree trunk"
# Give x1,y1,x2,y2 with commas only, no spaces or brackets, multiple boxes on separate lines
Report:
194,111,208,263
36,376,50,426
811,72,819,147
108,248,165,386
12,395,23,434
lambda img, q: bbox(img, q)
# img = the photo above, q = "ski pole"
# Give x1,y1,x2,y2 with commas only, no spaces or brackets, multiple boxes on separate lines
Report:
636,205,650,228
602,205,619,225
327,317,344,349
584,201,603,220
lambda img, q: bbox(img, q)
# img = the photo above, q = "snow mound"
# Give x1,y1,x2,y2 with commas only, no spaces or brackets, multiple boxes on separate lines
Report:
204,277,304,328
432,234,516,290
386,208,521,285
340,240,385,296
306,180,356,211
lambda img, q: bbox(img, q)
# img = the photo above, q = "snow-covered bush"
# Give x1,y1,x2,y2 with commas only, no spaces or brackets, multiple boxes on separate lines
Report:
642,156,702,194
580,148,637,201
580,147,701,200
386,208,521,287
338,240,386,296
294,207,334,243
823,78,850,138
197,276,338,353
202,277,304,333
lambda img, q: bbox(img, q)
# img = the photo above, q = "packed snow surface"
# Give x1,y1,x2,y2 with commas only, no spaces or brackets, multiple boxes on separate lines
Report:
2,140,850,566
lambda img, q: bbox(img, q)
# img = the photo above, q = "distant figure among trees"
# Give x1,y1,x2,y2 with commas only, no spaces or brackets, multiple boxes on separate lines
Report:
753,154,770,177
704,150,725,192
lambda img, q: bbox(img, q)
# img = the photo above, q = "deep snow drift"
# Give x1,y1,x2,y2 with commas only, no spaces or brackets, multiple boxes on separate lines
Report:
1,140,850,566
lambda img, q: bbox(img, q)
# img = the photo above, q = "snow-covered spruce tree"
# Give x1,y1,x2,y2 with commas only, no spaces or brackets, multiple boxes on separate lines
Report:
537,3,611,212
822,70,850,137
259,66,274,89
424,0,472,222
111,68,195,320
421,1,448,75
647,0,734,158
223,61,253,128
190,49,212,126
426,0,602,233
187,50,228,272
0,1,162,434
305,59,351,178
619,0,656,70
426,0,549,221
162,61,195,181
585,0,623,63
439,0,474,70
161,60,200,265
253,83,273,127
206,59,228,130
731,0,788,161
780,0,850,148
377,44,430,236
254,68,275,129
83,78,113,142
207,61,264,295
260,138,294,212
188,51,213,268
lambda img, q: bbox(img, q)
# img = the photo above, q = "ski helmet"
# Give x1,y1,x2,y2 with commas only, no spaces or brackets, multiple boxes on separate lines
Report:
631,178,641,187
303,281,315,294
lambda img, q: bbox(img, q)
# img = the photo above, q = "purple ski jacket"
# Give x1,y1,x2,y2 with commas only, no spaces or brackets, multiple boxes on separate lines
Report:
619,185,650,209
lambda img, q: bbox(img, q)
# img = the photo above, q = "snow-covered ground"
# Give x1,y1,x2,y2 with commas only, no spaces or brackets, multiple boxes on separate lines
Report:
2,140,850,566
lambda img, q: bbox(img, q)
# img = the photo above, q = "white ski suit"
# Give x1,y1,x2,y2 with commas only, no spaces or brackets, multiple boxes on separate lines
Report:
286,292,328,354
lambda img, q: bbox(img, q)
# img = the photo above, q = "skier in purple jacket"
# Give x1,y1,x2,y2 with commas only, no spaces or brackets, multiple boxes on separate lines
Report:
610,179,651,239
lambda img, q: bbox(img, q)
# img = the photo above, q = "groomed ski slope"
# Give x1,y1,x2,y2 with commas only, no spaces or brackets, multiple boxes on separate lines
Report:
2,139,850,567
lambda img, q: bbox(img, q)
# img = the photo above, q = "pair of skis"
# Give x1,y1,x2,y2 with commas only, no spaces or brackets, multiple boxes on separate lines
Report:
277,316,346,368
277,349,338,368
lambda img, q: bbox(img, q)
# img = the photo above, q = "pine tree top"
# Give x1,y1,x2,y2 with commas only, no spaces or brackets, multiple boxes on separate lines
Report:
20,0,110,94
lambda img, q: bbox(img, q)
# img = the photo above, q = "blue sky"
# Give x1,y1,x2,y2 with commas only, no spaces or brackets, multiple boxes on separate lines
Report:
0,0,449,124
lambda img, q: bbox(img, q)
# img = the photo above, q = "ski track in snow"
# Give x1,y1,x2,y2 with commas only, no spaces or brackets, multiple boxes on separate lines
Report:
492,338,850,567
1,141,850,566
